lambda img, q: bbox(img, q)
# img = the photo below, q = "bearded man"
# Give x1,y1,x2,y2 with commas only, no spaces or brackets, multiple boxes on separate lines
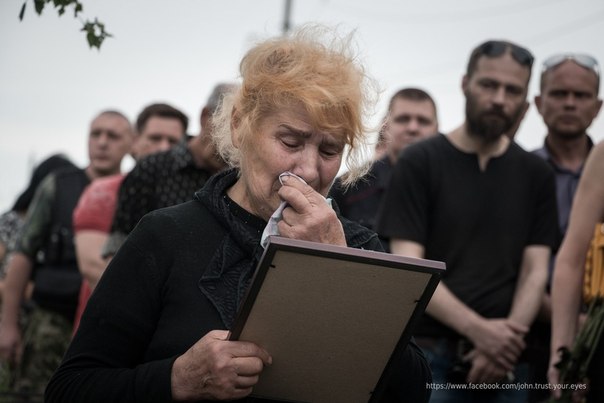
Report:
377,40,559,403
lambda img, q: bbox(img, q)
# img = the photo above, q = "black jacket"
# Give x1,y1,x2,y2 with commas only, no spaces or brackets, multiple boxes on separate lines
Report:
46,169,431,402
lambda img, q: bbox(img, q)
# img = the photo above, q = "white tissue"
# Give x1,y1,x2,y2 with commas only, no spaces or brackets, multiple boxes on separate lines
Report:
260,172,332,248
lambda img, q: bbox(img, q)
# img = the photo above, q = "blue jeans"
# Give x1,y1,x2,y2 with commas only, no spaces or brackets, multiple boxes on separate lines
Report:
420,338,528,403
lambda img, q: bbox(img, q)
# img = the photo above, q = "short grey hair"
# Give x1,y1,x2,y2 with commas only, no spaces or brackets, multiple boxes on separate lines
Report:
206,83,239,112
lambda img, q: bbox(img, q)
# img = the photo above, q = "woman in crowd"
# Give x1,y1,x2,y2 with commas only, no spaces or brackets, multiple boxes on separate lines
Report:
46,26,431,402
549,140,604,402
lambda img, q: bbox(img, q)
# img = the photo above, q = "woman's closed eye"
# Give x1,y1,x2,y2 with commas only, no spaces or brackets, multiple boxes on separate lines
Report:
281,139,301,149
320,145,343,158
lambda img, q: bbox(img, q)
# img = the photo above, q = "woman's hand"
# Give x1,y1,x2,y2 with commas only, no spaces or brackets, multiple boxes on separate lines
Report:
171,330,272,401
277,175,346,246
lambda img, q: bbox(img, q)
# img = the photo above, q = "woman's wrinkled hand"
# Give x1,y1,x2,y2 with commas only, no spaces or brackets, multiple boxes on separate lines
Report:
171,330,272,401
277,175,346,246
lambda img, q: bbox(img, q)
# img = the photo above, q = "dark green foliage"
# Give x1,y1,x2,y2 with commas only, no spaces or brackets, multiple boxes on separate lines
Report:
18,0,111,50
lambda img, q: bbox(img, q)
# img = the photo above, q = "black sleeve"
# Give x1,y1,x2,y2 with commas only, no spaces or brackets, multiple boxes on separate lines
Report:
46,212,174,403
110,159,157,237
328,177,349,217
528,163,559,249
376,145,431,245
380,338,432,403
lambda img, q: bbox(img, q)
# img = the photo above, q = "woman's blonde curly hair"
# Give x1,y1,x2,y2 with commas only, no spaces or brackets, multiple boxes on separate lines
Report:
211,25,378,187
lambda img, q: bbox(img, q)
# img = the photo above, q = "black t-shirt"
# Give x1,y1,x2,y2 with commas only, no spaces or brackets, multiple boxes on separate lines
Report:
377,134,558,338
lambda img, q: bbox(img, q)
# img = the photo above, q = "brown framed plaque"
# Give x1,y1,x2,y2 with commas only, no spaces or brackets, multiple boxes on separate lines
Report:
229,236,444,403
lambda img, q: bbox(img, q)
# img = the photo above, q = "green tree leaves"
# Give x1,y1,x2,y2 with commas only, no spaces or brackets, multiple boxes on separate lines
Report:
19,0,111,50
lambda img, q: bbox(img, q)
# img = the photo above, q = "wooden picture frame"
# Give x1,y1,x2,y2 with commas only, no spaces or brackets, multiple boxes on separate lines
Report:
229,236,444,403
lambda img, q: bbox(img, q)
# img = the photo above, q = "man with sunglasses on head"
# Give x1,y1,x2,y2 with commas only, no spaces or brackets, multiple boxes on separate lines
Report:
534,54,601,245
378,40,558,402
529,53,601,402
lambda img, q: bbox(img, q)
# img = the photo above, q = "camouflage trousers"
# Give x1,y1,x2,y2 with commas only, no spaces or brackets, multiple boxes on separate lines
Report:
0,307,71,402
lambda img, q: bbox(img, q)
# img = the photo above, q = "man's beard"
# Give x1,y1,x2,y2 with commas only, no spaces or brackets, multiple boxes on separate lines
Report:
465,92,523,142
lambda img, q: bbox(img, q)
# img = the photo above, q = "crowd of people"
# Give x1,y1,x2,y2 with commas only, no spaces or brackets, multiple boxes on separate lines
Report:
0,25,602,403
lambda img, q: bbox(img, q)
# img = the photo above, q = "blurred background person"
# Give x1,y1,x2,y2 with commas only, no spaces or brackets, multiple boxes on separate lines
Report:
378,40,558,402
0,110,133,398
549,140,604,402
102,83,235,260
0,154,75,397
0,154,75,300
528,53,602,402
330,87,438,251
72,102,188,332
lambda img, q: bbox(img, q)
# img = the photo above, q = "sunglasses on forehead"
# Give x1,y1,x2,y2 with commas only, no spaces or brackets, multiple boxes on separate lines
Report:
476,40,534,68
542,53,600,76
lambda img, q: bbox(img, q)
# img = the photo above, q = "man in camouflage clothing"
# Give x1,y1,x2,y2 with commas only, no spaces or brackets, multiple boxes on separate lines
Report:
0,110,133,399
